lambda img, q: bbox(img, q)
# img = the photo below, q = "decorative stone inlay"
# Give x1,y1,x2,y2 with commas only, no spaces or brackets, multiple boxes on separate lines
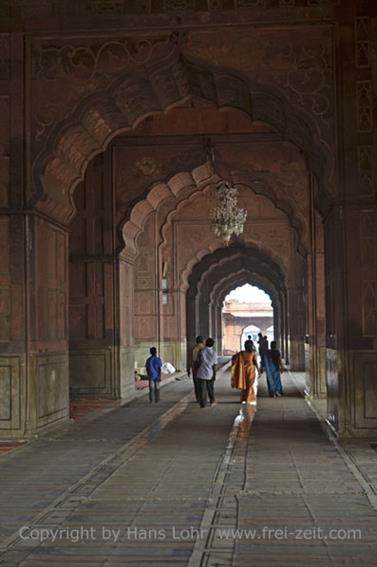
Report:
357,145,374,194
356,80,373,133
355,17,370,69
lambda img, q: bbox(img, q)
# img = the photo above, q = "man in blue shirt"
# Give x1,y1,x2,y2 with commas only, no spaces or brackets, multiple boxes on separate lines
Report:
145,347,162,403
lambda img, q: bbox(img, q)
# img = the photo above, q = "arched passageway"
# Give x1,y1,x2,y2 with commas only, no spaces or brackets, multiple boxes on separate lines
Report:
221,283,274,355
2,19,375,440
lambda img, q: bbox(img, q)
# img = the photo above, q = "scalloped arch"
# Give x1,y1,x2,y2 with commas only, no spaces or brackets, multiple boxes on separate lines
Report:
123,160,308,260
32,46,333,225
187,244,287,299
210,270,280,308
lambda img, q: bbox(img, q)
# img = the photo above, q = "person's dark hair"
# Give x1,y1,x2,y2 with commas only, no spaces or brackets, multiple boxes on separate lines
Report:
206,337,215,347
196,336,203,344
258,332,262,338
244,340,254,352
270,341,277,350
150,347,157,355
247,334,252,340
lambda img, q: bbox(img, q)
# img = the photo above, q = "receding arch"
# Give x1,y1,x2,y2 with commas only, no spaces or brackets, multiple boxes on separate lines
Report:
121,158,308,263
188,242,287,301
32,45,333,225
211,270,280,310
185,243,289,360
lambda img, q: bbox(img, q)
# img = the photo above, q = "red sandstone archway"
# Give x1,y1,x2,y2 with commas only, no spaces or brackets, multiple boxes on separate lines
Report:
32,45,333,227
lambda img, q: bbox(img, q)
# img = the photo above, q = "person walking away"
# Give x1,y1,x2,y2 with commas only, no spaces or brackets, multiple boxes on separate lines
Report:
189,336,205,402
247,335,257,352
263,341,285,397
231,340,260,405
259,335,269,371
145,347,162,403
196,338,217,407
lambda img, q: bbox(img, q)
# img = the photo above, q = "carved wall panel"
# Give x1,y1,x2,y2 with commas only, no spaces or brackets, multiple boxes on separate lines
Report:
36,353,69,427
357,145,374,196
135,214,156,289
134,213,158,342
119,259,134,347
33,218,67,346
134,316,156,341
68,153,119,397
0,357,22,431
355,17,370,69
361,211,377,337
356,80,373,133
69,154,115,346
0,34,10,80
114,143,205,222
0,218,11,342
186,25,336,146
14,0,339,21
69,350,113,396
353,351,377,431
0,96,9,208
28,33,175,157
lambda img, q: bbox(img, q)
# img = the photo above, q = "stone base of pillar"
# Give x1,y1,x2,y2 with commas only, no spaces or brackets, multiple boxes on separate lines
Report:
0,352,70,440
327,348,377,438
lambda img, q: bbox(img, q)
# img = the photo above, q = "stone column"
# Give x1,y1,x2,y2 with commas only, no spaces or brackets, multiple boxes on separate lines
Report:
323,6,377,436
0,34,70,438
287,287,306,370
306,189,327,398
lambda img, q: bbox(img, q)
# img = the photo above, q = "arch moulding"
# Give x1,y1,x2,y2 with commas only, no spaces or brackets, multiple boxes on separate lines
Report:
31,40,333,226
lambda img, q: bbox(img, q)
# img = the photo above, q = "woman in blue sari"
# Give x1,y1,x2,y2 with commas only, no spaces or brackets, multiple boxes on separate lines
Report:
264,341,285,397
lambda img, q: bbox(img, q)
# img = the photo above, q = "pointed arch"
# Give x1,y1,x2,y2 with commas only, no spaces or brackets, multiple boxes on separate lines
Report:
32,47,333,225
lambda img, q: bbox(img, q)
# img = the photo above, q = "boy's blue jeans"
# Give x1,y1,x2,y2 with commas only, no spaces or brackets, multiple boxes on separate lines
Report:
149,379,160,403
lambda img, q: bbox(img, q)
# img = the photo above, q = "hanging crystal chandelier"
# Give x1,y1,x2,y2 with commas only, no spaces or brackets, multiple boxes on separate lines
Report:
210,181,247,245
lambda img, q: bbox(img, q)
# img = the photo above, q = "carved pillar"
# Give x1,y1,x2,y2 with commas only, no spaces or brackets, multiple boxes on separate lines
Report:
324,6,377,436
0,35,70,438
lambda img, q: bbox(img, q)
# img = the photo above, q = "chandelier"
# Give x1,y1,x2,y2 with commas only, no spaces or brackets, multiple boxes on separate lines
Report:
210,181,247,245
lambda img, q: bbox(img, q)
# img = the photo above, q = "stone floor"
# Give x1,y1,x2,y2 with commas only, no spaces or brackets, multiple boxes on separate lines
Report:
0,370,376,566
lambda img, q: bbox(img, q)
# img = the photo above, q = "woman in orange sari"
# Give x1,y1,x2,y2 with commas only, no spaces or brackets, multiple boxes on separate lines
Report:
231,340,260,404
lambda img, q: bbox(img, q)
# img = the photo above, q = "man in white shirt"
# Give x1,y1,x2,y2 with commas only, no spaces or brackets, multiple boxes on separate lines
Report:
196,338,218,407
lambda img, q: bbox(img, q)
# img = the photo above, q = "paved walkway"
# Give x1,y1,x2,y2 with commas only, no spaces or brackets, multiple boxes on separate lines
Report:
0,370,376,566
